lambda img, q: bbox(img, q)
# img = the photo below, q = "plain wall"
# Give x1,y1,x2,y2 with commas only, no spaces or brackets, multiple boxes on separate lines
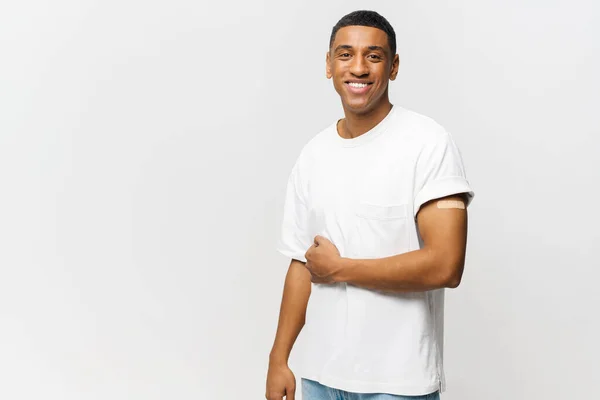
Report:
1,1,598,399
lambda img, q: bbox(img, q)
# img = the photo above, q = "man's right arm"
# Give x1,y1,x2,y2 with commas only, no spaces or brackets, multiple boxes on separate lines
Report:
265,259,311,400
269,258,311,365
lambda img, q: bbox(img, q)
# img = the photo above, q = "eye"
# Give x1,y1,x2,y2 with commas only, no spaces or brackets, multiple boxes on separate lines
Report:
340,53,351,58
368,54,382,60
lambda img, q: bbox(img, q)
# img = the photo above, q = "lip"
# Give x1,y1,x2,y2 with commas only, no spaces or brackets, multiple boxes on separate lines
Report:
345,81,373,95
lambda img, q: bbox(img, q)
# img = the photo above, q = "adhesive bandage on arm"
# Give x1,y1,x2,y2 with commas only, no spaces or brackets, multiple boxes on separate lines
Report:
436,199,465,209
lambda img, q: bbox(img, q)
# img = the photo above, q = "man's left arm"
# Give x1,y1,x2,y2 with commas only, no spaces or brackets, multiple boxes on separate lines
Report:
305,193,469,292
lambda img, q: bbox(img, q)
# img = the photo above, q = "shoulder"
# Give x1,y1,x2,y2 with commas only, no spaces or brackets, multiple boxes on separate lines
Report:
394,106,450,145
295,120,337,163
288,120,336,179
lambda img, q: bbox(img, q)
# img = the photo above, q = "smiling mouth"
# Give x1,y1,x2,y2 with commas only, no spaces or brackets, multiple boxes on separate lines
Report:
346,82,372,88
345,81,373,94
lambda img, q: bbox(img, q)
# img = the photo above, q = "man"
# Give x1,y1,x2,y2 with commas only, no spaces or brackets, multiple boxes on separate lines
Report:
266,10,474,400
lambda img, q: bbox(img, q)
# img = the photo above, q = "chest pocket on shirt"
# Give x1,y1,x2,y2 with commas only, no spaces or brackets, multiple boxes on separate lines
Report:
352,202,410,258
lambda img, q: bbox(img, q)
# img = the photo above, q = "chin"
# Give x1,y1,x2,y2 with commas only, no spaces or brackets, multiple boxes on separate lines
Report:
344,100,374,114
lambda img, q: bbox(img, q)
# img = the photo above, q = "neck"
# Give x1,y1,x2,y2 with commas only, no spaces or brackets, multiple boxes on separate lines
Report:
338,99,393,139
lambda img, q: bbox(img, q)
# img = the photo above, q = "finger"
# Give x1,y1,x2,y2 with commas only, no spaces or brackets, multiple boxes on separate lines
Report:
313,273,334,284
286,387,295,400
305,261,313,272
315,235,331,245
304,245,314,260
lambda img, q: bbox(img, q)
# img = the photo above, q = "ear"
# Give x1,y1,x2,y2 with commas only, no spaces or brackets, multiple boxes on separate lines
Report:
326,51,332,79
389,53,400,81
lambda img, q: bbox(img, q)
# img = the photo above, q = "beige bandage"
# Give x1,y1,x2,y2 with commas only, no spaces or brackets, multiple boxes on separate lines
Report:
436,199,465,209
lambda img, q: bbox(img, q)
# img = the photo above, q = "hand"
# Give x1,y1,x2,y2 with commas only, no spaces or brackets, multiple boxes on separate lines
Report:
304,235,344,284
265,362,296,400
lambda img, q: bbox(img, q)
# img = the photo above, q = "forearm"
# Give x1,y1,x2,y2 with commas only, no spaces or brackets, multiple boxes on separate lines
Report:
336,248,460,293
269,259,312,365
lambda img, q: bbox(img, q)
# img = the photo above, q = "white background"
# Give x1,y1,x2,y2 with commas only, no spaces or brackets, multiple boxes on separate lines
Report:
1,1,598,399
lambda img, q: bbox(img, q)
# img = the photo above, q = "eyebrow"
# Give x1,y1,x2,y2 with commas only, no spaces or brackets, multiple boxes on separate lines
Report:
334,44,387,53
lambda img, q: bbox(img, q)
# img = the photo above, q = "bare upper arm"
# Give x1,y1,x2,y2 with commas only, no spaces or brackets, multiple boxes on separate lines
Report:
416,193,469,286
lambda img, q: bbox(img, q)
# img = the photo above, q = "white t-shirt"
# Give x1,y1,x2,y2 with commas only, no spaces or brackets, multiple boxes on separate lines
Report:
277,105,475,396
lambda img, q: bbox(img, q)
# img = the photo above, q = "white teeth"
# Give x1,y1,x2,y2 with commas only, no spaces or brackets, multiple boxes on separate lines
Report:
348,82,368,88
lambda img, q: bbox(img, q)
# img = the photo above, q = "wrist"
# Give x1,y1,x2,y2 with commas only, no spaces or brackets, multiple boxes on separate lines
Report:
269,351,289,367
333,257,352,283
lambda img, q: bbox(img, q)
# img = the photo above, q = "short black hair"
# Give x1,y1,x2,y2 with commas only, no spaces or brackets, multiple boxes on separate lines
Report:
329,10,396,56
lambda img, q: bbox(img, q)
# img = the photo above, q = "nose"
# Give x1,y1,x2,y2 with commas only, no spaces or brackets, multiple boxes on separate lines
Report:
349,55,369,77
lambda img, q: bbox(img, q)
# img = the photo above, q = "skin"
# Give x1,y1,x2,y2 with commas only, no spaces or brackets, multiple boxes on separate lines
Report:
266,25,468,400
266,259,310,400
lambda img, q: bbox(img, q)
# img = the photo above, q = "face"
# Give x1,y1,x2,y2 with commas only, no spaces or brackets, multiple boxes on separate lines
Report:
326,25,399,114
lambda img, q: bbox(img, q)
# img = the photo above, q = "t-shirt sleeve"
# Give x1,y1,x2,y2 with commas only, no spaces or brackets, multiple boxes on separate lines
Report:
413,130,475,217
276,162,312,263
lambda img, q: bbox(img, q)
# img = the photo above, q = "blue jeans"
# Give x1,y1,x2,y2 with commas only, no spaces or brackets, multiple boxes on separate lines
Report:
301,378,440,400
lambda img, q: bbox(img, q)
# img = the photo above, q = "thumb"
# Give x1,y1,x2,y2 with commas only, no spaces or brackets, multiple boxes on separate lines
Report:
314,235,323,246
